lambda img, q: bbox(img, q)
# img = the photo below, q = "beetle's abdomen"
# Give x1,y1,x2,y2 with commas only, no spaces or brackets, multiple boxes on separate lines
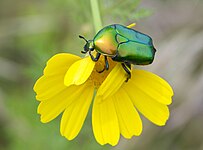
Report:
112,24,156,65
94,25,118,56
113,41,155,65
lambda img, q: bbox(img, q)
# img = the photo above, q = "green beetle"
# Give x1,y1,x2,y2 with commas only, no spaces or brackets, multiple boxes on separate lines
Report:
79,24,156,81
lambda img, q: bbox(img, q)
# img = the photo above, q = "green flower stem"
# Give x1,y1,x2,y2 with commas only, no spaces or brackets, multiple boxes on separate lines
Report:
90,0,102,33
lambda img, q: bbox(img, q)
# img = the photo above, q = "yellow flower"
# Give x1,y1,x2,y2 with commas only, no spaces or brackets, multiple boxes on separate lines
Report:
34,53,173,146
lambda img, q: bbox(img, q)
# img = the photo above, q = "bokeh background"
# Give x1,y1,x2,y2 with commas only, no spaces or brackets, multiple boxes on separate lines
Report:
0,0,203,150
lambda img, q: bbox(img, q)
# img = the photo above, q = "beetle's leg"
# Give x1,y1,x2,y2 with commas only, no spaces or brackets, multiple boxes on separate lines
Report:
96,56,109,73
125,62,131,71
104,56,109,70
121,63,131,82
89,51,101,62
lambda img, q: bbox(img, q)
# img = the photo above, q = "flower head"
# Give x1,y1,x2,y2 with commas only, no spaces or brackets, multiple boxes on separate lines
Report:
34,52,173,146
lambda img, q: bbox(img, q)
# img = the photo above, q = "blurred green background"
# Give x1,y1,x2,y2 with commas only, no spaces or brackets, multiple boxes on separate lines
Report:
1,0,203,150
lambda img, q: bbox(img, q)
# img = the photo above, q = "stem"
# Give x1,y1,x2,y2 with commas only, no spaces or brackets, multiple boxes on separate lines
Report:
90,0,103,33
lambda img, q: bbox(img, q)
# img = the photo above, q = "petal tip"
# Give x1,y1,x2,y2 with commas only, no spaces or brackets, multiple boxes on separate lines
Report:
40,116,49,123
64,135,75,141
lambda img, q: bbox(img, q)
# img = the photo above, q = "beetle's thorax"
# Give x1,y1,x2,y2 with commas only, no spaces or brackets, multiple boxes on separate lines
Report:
94,25,118,56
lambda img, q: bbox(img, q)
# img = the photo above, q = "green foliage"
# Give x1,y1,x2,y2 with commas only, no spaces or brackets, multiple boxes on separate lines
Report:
101,0,152,24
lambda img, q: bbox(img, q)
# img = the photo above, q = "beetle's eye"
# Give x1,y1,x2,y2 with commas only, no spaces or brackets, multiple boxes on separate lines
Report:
89,47,94,51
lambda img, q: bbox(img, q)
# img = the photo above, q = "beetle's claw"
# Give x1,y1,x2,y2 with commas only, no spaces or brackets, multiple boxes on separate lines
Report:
125,73,131,82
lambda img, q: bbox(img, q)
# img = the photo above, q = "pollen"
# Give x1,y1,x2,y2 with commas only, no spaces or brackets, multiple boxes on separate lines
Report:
89,55,116,88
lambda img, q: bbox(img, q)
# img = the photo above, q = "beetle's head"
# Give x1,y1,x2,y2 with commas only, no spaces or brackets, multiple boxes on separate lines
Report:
79,35,94,54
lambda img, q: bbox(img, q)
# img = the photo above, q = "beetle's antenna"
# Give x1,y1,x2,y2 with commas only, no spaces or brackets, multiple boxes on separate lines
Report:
79,35,88,43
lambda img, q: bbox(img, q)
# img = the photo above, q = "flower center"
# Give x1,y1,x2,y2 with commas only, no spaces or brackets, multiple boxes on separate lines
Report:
88,55,116,89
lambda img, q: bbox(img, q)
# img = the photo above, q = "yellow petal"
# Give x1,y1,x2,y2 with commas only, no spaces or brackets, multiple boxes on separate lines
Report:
43,53,80,76
97,64,126,101
113,88,142,138
60,85,94,140
37,84,86,123
123,81,170,126
129,70,173,105
34,75,66,101
34,53,80,100
92,96,120,146
127,23,136,28
64,56,95,86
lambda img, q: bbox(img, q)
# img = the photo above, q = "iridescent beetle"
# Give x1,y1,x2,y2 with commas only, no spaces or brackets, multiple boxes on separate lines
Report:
79,24,156,81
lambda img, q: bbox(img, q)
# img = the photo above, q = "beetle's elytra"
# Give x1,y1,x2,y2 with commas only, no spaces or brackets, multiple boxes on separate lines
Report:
79,24,156,81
